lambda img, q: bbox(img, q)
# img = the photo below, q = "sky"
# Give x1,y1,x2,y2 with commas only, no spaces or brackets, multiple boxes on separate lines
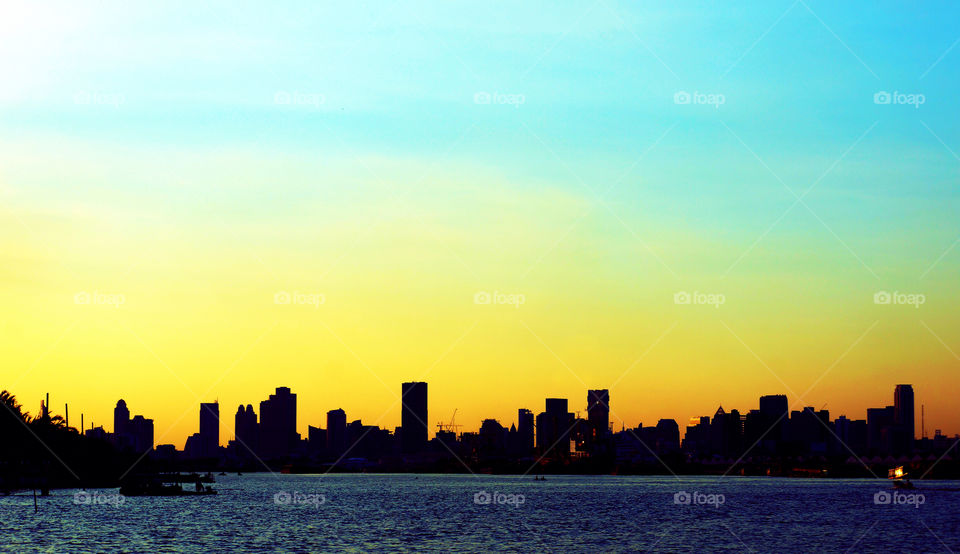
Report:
1,1,958,448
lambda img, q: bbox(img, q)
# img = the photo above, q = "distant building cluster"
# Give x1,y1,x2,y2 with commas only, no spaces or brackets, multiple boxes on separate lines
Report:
83,399,154,454
679,385,929,464
85,383,958,471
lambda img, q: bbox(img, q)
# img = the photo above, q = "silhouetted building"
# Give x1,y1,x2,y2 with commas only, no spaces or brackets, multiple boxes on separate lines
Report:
307,425,326,458
867,406,895,455
655,419,680,452
401,382,428,454
113,400,152,453
234,404,259,460
345,420,392,460
683,416,712,457
326,408,347,457
587,389,610,442
199,402,219,458
536,398,572,458
478,419,508,457
788,407,829,454
85,425,107,440
834,415,867,456
894,384,914,453
260,387,298,459
114,400,130,443
517,408,534,455
758,394,788,450
184,432,202,458
129,415,154,453
709,406,744,457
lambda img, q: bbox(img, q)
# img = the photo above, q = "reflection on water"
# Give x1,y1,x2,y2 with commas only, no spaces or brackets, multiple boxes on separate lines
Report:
2,474,958,552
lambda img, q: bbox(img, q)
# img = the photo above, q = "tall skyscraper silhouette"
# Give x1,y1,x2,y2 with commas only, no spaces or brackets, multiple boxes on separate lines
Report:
517,408,534,454
234,404,259,459
894,384,915,453
537,398,572,457
113,399,152,453
114,399,130,442
401,382,428,454
327,408,347,456
199,402,219,458
260,387,298,459
759,394,789,446
587,389,610,441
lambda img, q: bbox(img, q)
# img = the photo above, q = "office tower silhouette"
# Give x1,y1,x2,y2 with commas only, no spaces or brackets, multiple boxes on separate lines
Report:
867,406,895,455
129,415,154,453
536,398,572,457
327,408,347,456
114,399,130,442
758,394,788,443
517,408,534,454
587,389,610,442
655,419,680,452
260,387,298,459
113,400,153,453
234,404,259,459
401,382,428,454
199,402,219,458
894,384,915,453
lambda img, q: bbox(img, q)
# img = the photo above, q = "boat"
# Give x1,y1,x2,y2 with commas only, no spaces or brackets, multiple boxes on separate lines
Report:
888,466,916,490
120,474,218,496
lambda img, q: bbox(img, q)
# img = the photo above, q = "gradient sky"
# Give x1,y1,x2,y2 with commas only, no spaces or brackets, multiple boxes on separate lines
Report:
1,1,958,448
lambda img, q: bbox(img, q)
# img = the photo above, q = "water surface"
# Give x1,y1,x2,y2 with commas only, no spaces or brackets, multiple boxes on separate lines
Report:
2,474,957,552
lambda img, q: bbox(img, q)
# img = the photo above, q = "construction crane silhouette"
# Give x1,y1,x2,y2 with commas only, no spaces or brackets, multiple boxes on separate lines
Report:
436,408,462,434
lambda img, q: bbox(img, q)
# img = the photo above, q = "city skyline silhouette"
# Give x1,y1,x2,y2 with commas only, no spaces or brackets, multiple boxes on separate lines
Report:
11,381,953,465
